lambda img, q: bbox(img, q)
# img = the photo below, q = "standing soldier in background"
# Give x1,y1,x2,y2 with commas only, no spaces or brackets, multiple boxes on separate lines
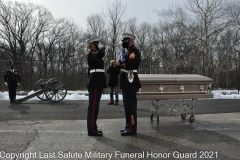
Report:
118,33,141,136
4,62,21,103
86,36,106,136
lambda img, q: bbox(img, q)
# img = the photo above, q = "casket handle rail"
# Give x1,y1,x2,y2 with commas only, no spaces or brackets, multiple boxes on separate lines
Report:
200,85,204,92
137,91,208,95
180,85,184,92
208,84,212,92
159,85,163,93
138,88,142,94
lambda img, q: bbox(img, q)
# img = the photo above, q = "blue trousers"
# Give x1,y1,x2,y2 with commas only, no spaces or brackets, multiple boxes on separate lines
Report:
122,89,138,133
110,86,119,103
87,88,103,134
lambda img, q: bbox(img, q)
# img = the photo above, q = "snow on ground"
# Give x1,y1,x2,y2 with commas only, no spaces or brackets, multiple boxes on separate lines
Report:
0,90,240,101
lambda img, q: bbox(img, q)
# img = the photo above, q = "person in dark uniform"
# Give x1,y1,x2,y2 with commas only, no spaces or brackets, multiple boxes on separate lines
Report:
86,36,107,136
117,33,141,136
4,62,21,103
107,60,120,105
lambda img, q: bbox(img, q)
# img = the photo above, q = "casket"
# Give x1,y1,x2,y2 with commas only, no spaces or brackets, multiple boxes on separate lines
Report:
136,74,213,123
137,74,213,100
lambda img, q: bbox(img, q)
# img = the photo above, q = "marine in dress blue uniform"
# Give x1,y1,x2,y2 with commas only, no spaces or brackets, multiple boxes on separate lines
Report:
118,33,141,136
86,36,107,136
4,62,21,103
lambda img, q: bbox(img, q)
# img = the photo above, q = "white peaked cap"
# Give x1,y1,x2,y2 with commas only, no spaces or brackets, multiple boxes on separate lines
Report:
121,33,136,40
86,36,100,44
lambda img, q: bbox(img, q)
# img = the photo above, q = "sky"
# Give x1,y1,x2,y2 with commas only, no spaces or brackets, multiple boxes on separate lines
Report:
0,90,240,101
7,0,188,29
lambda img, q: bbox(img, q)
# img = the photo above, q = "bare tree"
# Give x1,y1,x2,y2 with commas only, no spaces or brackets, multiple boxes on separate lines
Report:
36,18,67,79
171,0,230,77
124,17,138,34
0,1,52,89
103,0,126,60
86,13,105,36
136,22,154,73
56,20,84,89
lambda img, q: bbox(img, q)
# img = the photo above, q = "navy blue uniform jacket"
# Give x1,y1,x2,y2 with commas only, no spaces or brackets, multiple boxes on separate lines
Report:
119,46,141,90
87,47,107,89
4,69,21,88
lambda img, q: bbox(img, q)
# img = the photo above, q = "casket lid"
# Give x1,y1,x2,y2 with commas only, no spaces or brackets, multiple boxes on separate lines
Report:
138,74,213,83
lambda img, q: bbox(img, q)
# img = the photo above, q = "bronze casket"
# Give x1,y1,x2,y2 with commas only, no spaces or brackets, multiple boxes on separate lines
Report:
137,74,213,100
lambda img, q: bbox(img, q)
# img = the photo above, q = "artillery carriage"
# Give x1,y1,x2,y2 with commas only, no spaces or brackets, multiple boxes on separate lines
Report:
14,78,67,103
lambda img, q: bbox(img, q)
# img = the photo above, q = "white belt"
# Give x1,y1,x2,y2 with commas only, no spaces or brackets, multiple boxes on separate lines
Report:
90,69,105,73
121,69,137,73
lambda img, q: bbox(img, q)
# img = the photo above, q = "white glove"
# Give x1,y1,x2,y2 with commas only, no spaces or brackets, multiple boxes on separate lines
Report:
4,82,8,86
98,43,104,49
18,83,20,86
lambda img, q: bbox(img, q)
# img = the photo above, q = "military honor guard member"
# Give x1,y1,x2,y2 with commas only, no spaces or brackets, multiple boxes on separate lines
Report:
118,33,141,136
86,36,107,136
4,62,21,103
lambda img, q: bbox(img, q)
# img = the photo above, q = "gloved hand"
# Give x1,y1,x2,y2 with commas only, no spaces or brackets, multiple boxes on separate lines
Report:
120,49,125,63
18,83,20,86
98,43,104,49
4,82,8,87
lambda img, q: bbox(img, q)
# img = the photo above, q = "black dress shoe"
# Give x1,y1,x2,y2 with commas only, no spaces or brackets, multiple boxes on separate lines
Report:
88,132,103,136
97,130,103,134
120,130,126,133
121,131,136,136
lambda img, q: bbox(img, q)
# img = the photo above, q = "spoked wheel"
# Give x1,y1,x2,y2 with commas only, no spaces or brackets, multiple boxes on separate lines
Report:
181,114,186,120
44,78,67,103
34,78,49,101
189,115,195,123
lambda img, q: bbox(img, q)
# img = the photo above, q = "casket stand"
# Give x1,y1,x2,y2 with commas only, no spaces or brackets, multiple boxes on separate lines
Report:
137,74,213,123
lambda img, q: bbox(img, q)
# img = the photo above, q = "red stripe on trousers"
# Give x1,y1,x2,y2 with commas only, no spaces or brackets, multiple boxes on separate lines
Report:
130,110,132,133
92,89,97,133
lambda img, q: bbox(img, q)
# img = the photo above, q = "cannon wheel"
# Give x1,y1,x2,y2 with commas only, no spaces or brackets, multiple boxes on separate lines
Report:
34,79,49,101
44,78,67,103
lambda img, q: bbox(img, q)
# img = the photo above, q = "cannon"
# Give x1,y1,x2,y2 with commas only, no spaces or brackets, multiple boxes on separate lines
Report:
14,78,67,103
